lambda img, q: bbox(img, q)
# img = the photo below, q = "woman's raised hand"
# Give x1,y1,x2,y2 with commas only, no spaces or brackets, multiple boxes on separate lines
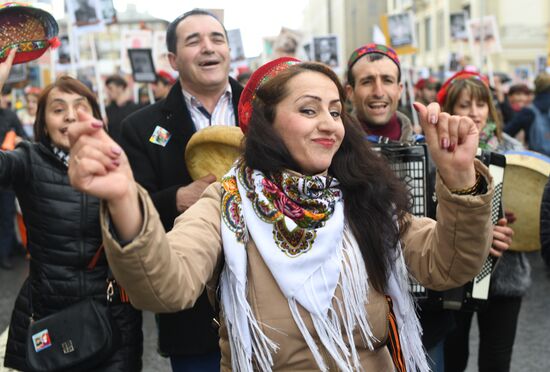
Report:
0,49,16,93
414,102,479,190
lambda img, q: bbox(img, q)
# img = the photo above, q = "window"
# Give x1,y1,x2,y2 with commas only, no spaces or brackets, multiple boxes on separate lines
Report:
437,11,445,47
424,17,432,51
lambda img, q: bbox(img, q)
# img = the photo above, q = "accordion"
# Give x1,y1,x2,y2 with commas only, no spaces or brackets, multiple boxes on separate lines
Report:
371,139,506,312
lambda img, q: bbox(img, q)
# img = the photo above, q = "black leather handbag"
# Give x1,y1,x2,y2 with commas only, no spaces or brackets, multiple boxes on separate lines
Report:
26,297,120,372
25,246,121,371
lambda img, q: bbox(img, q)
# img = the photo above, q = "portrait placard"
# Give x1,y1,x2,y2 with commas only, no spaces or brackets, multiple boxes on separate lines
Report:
100,0,117,25
121,29,153,73
450,12,468,41
380,12,417,55
67,0,105,33
128,48,156,83
312,35,339,68
388,12,415,48
467,15,502,54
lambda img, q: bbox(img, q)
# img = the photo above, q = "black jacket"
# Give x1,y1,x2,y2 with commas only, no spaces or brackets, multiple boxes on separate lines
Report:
2,142,142,371
541,177,550,266
0,107,27,141
505,91,550,143
119,78,243,356
106,100,140,144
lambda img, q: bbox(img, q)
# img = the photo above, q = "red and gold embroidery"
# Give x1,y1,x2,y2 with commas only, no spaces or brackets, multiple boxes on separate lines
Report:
273,220,316,257
221,176,246,244
220,164,341,257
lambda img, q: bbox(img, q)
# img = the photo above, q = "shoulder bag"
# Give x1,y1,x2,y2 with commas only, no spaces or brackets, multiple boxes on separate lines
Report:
25,245,121,372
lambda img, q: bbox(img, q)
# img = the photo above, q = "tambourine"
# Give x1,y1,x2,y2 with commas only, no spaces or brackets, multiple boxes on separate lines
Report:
503,150,550,252
0,2,60,65
185,125,244,181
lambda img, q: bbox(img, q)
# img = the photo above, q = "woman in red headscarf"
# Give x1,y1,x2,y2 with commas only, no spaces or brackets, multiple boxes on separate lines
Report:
438,71,530,372
67,58,496,372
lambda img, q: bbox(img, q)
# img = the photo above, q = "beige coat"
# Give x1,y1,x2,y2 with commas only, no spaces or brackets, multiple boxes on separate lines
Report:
101,161,493,371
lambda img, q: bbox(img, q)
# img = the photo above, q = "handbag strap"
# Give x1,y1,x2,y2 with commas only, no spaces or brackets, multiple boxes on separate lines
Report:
87,245,117,303
87,244,105,270
89,245,130,304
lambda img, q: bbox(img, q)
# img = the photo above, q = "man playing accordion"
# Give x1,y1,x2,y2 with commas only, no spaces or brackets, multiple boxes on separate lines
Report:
345,44,519,372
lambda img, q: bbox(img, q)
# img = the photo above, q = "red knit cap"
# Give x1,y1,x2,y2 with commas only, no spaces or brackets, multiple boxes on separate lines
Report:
24,86,41,96
436,70,490,105
414,77,439,90
238,57,300,134
156,70,176,85
347,43,400,76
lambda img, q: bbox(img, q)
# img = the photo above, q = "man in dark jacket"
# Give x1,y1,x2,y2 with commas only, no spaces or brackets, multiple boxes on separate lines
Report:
119,8,242,372
346,44,416,143
505,73,550,156
346,44,451,372
0,84,27,269
105,75,139,144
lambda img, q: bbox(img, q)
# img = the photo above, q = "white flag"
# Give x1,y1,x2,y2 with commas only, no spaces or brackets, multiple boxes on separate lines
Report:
373,25,386,45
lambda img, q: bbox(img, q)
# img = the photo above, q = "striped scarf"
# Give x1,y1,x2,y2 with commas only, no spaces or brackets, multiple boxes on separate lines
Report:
50,144,70,167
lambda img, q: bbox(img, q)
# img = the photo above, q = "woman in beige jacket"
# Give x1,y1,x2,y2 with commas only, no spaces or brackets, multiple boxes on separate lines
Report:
67,58,495,372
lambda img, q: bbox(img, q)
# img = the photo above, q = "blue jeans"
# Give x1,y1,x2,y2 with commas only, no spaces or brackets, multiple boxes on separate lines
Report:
169,350,221,372
427,339,445,372
0,190,15,259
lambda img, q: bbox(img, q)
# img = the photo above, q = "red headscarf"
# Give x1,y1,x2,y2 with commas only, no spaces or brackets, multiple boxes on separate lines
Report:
436,70,490,105
156,70,176,85
238,57,300,134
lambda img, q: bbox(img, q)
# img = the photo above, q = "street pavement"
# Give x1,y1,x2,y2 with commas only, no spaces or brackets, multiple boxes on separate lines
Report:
0,251,548,371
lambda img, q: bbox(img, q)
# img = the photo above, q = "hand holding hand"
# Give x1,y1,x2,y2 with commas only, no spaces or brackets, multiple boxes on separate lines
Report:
490,217,513,257
413,102,479,190
68,109,132,201
176,174,217,212
68,109,142,240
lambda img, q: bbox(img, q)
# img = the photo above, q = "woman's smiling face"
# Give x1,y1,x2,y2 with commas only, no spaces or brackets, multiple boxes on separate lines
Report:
272,71,345,175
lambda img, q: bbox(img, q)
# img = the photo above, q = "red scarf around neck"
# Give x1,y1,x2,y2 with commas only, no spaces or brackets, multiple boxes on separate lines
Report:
361,113,401,141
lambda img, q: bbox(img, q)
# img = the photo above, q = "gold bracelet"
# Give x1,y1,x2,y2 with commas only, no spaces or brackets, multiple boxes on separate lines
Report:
449,172,482,195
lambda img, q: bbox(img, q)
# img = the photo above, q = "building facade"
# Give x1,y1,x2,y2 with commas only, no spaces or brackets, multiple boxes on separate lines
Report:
301,0,388,78
298,0,548,82
387,0,549,81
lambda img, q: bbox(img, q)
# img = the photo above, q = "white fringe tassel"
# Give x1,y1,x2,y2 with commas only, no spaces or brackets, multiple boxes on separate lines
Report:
387,245,431,372
220,266,279,372
288,225,375,372
221,225,429,372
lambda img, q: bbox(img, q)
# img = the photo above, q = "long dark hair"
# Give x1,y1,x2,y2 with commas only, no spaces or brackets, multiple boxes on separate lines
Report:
244,62,409,292
34,76,102,144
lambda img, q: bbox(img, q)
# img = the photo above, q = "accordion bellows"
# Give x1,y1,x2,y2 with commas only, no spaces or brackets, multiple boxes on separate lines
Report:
185,126,244,181
0,2,59,65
